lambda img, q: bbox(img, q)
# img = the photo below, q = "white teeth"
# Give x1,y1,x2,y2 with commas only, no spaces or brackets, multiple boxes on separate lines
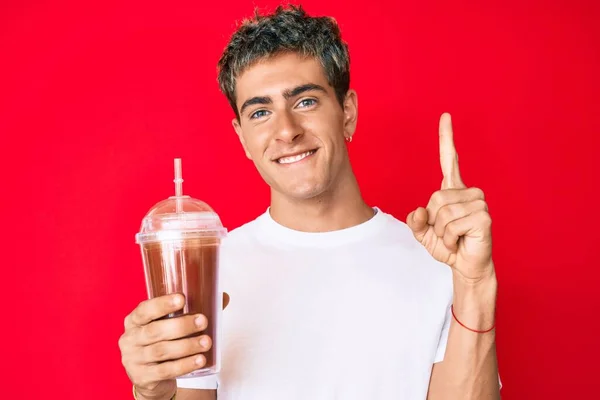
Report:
277,150,315,164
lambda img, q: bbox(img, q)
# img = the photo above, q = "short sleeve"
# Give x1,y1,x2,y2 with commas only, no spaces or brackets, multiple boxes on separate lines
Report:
176,374,219,390
433,303,452,363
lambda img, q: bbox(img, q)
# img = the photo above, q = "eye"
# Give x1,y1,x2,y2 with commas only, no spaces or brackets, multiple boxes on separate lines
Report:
297,98,317,108
250,109,270,119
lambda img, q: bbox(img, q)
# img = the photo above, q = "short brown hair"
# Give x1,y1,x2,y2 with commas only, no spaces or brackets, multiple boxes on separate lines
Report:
217,4,351,118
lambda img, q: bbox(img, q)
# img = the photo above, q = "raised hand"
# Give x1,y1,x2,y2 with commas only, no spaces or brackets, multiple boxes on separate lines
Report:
407,113,494,282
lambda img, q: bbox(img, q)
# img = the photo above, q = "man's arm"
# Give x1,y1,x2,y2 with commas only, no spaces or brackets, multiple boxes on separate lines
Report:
176,389,216,400
403,113,501,399
428,271,500,400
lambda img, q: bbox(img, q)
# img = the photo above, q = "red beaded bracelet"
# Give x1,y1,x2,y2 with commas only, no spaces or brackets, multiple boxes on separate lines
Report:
451,305,495,334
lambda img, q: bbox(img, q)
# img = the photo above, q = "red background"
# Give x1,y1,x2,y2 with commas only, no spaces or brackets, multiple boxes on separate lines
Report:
1,0,598,398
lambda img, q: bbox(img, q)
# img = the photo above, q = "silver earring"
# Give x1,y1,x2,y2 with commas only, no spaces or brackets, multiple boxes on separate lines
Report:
345,136,353,143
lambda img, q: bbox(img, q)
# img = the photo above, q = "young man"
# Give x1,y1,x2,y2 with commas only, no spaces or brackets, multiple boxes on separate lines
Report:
119,5,500,400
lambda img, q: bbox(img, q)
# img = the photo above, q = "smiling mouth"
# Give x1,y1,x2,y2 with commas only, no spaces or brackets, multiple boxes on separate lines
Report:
276,149,317,164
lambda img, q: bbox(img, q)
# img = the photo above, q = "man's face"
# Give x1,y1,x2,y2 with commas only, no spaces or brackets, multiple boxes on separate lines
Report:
232,52,358,201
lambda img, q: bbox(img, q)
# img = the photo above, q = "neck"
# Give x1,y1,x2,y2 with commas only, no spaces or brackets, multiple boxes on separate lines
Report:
269,168,373,232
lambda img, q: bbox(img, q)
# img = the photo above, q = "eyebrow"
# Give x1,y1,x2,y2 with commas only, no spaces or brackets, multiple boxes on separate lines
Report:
239,83,327,116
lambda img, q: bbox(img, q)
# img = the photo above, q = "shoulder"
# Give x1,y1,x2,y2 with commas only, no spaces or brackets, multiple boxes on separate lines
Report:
220,212,265,250
375,209,424,249
379,210,417,239
377,209,453,293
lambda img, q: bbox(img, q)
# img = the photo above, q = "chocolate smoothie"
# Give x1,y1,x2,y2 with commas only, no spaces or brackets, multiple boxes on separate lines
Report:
141,237,220,369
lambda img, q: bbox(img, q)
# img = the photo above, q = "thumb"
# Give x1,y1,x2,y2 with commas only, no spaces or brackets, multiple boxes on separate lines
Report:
406,207,429,242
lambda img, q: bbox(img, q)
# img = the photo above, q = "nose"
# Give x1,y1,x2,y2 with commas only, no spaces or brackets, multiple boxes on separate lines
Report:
273,110,303,143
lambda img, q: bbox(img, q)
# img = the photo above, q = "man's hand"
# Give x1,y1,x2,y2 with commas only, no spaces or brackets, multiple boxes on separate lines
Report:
408,114,500,399
406,113,494,284
119,294,213,400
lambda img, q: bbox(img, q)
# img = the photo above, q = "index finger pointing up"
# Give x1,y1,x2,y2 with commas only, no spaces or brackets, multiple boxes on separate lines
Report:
439,112,465,189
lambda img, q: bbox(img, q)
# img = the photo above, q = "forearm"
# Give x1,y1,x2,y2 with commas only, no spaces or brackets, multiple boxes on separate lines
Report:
428,269,500,400
135,386,215,400
134,383,176,400
177,388,216,400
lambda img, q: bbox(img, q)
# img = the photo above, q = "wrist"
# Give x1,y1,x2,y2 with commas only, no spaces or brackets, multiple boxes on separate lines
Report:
134,382,177,400
452,265,498,331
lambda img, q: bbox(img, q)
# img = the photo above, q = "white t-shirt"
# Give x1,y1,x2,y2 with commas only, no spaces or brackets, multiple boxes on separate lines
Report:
178,208,454,400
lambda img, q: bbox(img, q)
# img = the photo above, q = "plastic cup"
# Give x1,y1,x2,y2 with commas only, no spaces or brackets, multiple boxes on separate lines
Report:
135,159,227,378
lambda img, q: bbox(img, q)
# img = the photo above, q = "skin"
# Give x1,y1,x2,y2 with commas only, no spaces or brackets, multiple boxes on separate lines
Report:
231,53,374,232
408,114,500,399
119,53,499,400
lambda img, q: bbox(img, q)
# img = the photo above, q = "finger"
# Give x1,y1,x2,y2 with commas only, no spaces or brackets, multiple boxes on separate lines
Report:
125,294,185,330
139,313,208,346
142,334,212,364
442,211,493,252
439,113,465,189
146,353,207,384
433,199,488,238
223,292,230,310
406,207,429,242
426,187,484,225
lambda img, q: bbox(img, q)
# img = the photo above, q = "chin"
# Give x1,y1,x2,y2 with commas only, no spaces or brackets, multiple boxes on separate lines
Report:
277,179,329,201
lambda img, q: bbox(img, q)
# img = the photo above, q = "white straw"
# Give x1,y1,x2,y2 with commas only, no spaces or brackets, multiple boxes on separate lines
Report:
174,158,183,213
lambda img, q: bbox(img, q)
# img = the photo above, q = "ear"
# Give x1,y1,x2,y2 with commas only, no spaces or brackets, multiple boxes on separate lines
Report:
232,118,252,159
342,89,358,140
